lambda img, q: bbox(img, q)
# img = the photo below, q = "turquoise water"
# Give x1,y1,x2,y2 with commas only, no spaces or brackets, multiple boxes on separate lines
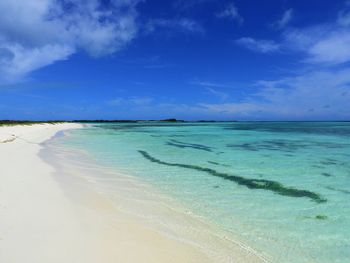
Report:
55,122,350,262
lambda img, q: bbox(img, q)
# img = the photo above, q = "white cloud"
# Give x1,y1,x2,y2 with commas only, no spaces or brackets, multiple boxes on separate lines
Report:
107,96,154,106
0,44,74,78
274,9,293,29
283,4,350,65
190,80,230,100
199,68,350,119
215,6,350,119
198,102,262,117
238,6,350,65
205,87,229,101
306,32,350,64
338,8,350,26
235,37,280,53
216,2,243,24
190,80,232,88
0,0,140,83
284,25,350,65
105,67,350,120
146,18,204,34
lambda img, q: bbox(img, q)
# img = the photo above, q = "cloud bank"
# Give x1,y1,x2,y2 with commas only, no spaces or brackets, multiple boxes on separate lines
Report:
0,0,140,82
236,5,350,66
199,68,350,120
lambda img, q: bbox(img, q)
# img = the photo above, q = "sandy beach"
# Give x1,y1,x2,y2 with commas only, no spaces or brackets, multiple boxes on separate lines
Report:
0,123,264,263
1,1,348,261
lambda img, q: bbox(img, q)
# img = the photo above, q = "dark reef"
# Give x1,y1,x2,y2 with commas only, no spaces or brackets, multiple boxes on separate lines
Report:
315,215,328,220
166,140,213,152
138,150,327,203
227,139,349,153
326,186,350,195
223,122,350,136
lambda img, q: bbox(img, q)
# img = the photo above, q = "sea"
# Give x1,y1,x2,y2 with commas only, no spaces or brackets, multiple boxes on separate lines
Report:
44,122,350,262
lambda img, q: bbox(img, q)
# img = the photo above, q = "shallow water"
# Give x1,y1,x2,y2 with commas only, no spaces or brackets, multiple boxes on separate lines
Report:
52,122,350,262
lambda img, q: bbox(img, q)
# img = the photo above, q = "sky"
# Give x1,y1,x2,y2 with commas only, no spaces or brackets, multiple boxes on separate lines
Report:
0,0,350,121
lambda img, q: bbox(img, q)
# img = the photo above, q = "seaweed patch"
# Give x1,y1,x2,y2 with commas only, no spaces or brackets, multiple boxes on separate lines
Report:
226,139,349,153
208,161,230,167
302,215,328,220
139,150,327,203
223,122,350,137
315,215,328,220
166,139,213,152
326,186,350,195
320,160,338,165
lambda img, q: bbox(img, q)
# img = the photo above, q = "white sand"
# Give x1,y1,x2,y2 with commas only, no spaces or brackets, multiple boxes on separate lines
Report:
0,123,264,263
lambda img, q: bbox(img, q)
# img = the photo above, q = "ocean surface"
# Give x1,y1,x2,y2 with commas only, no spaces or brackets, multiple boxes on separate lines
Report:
48,122,350,262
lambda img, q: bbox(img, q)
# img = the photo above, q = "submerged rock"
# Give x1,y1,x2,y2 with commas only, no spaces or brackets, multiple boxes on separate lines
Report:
315,215,328,220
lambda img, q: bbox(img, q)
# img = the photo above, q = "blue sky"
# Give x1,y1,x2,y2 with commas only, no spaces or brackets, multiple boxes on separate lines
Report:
0,0,350,120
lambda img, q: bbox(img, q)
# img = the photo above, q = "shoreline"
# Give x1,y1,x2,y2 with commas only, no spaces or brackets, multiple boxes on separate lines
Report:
0,123,265,262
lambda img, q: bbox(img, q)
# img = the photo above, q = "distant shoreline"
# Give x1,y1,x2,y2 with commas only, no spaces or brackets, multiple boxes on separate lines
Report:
1,119,349,125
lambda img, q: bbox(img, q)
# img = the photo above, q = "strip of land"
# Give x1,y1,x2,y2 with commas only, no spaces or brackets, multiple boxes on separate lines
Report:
0,123,264,263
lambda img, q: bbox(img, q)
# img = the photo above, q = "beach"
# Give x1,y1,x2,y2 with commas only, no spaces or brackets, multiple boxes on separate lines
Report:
40,121,350,263
0,123,264,263
1,1,348,262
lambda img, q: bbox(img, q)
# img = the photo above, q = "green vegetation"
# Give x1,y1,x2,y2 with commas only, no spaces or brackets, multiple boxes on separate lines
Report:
160,118,185,122
0,120,66,126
